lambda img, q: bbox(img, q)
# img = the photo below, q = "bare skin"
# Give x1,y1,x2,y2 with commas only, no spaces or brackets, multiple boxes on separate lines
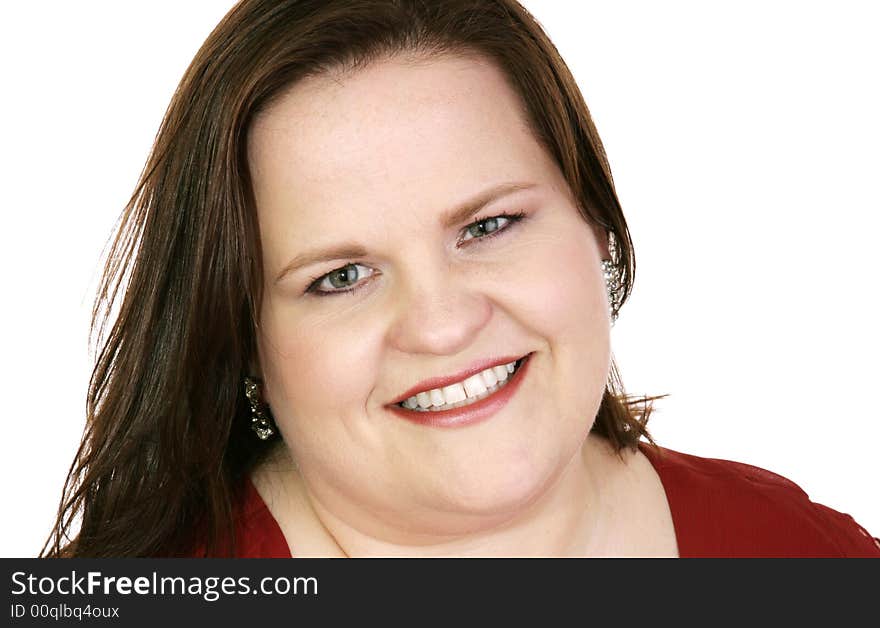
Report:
251,433,678,557
247,52,678,557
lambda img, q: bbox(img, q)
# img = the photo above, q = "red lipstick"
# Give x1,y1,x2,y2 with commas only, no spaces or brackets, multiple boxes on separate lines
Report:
385,353,533,428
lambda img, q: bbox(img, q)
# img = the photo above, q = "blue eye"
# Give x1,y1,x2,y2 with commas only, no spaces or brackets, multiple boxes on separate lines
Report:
459,212,524,243
305,211,527,297
305,263,375,296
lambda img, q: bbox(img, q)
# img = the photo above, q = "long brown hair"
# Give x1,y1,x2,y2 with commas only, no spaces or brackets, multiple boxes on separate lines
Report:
42,0,664,558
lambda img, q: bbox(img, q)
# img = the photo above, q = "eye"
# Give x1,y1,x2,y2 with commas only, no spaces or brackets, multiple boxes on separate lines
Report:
304,211,527,297
305,263,375,297
458,211,526,245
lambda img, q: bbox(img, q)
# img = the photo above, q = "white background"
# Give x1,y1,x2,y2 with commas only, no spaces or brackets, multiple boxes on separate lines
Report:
1,1,877,557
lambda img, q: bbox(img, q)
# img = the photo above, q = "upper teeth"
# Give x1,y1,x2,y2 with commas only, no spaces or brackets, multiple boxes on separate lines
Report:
400,360,518,410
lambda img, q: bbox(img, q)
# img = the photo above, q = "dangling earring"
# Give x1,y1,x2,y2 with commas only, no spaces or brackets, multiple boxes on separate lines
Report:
244,377,277,440
602,232,623,326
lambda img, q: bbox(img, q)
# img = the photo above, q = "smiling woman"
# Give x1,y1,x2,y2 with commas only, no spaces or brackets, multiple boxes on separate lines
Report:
40,0,879,558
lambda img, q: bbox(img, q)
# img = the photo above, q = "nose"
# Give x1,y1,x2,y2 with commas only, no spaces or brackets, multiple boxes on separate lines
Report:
385,262,493,357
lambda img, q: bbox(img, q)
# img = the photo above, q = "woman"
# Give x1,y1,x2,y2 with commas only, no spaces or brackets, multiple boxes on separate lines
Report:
41,0,879,557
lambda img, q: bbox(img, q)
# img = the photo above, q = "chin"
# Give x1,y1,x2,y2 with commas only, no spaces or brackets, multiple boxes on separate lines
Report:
429,448,566,525
415,413,588,527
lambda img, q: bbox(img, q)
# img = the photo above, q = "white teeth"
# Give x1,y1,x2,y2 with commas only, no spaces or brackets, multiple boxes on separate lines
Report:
481,368,498,388
440,382,467,404
398,358,523,411
492,365,510,382
429,388,445,408
416,391,433,409
462,373,488,397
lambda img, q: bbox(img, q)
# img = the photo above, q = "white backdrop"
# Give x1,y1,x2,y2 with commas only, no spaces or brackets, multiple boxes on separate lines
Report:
1,1,877,557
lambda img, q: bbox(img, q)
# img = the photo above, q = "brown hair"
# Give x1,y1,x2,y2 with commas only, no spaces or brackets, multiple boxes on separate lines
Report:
42,0,664,558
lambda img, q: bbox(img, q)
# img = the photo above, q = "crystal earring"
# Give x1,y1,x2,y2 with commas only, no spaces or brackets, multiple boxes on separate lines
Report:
602,233,623,326
602,259,622,326
244,377,276,440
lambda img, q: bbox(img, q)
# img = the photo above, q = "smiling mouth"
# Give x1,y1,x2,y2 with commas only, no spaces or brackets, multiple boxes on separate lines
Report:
395,354,529,412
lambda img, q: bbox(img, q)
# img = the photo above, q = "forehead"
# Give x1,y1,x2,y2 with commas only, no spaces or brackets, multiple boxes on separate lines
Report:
246,53,562,238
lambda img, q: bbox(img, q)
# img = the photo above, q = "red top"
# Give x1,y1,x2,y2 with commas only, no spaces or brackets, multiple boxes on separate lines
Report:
227,443,880,557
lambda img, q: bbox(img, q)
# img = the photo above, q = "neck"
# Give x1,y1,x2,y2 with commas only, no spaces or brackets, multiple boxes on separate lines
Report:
254,434,629,557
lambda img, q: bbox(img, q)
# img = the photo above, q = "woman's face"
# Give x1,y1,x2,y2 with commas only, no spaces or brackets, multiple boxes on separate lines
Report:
248,54,611,536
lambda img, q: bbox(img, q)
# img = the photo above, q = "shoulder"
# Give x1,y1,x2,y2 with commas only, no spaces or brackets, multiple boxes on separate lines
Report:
231,475,293,558
185,476,291,558
640,443,880,557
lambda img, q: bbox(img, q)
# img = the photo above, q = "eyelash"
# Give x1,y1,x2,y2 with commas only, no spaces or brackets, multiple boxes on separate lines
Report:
304,211,528,297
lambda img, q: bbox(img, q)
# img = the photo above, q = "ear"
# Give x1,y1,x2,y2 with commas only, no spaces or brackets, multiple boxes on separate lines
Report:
246,343,276,406
591,223,611,260
245,343,264,381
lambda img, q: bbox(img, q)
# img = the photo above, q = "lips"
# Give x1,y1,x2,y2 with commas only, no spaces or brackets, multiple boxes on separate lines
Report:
386,352,533,428
387,353,531,406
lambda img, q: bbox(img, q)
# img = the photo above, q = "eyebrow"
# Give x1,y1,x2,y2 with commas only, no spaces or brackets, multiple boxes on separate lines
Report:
273,181,537,284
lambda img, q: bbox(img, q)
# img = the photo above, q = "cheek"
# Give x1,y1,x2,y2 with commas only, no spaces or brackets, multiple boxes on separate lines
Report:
503,219,610,427
506,222,607,345
257,302,378,444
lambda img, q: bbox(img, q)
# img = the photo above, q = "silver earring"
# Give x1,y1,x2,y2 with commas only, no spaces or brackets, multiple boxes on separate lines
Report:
244,377,276,440
602,233,623,326
602,259,622,326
